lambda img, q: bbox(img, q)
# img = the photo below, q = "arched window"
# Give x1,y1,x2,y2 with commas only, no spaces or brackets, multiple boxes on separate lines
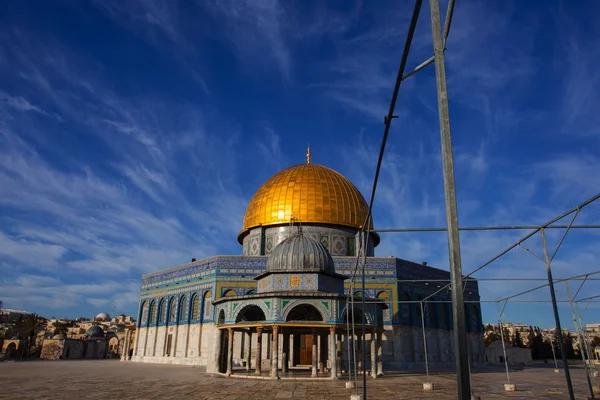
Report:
343,306,365,324
286,304,323,322
149,301,157,324
222,289,236,297
401,293,410,321
159,299,167,324
217,309,225,325
191,294,200,320
235,305,266,323
168,299,176,323
440,303,448,329
471,305,480,332
427,301,436,328
178,296,188,323
377,291,391,322
415,296,423,326
203,291,213,320
140,301,149,325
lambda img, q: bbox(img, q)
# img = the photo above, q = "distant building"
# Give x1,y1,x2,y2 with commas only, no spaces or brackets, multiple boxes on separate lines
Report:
131,158,484,377
485,340,532,366
0,308,33,324
41,323,136,361
586,323,600,333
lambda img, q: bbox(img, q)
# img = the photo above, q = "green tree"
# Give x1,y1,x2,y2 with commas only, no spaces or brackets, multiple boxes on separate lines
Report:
52,320,68,335
591,336,600,349
20,313,47,358
512,330,523,348
485,332,501,347
561,332,575,359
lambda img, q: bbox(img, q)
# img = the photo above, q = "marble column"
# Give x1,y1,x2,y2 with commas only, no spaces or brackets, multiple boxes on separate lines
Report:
214,328,222,373
330,327,338,379
319,333,325,373
271,326,279,379
370,331,377,378
336,333,342,374
311,328,318,377
377,331,384,376
226,328,234,376
357,335,362,372
120,330,129,361
289,334,295,367
245,331,252,371
282,331,289,374
255,327,263,375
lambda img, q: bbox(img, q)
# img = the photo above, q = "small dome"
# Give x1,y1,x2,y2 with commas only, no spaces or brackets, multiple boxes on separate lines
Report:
86,325,105,337
108,325,124,332
95,312,111,321
266,234,335,274
52,334,66,340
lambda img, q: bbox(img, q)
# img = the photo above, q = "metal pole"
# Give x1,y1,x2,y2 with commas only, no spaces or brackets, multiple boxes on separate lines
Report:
575,302,598,380
420,301,430,377
549,337,558,369
361,230,368,400
496,303,510,384
541,228,575,400
429,0,471,398
565,282,596,398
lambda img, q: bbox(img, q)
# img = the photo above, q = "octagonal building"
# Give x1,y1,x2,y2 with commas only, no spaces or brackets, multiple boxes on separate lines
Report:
131,152,484,378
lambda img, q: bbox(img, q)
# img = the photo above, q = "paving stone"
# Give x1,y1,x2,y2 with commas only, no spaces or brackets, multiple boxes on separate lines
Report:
0,360,597,399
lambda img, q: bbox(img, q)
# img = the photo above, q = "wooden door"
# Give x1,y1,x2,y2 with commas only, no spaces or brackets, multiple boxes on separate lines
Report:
299,334,313,365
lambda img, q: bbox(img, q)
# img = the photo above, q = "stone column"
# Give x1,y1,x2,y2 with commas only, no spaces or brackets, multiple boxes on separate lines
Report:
336,333,342,374
226,328,234,376
377,331,384,376
319,333,325,373
271,326,279,379
370,331,377,378
120,330,129,361
282,331,289,374
357,334,362,372
255,327,263,375
311,328,318,377
330,327,338,379
245,331,252,371
289,334,295,367
214,328,222,373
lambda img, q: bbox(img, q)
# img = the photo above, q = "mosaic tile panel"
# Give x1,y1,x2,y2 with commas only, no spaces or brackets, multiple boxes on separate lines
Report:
249,237,260,256
265,236,274,254
320,234,330,251
331,235,346,255
347,237,355,257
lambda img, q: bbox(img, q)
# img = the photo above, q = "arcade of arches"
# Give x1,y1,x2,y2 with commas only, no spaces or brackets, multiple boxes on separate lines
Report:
215,304,384,379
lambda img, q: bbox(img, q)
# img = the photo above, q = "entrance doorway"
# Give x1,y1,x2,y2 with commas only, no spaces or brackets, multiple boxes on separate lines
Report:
298,334,313,365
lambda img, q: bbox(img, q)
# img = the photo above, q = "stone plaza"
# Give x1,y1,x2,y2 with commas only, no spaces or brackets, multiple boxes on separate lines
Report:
0,360,596,399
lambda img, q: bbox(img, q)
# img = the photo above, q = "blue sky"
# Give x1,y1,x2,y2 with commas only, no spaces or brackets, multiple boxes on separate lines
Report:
0,0,599,328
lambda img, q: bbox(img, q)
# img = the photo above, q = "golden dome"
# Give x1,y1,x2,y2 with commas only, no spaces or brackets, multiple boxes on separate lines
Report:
238,163,372,243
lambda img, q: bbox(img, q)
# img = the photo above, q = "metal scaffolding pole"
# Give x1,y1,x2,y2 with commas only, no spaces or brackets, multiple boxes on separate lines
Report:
541,228,575,400
565,282,596,399
549,336,559,370
496,303,511,385
420,301,430,378
429,0,471,398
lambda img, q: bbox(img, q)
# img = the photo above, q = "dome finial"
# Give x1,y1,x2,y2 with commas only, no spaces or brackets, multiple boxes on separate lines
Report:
306,144,311,164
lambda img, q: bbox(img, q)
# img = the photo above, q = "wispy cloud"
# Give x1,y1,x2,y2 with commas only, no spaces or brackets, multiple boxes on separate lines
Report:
201,0,293,81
